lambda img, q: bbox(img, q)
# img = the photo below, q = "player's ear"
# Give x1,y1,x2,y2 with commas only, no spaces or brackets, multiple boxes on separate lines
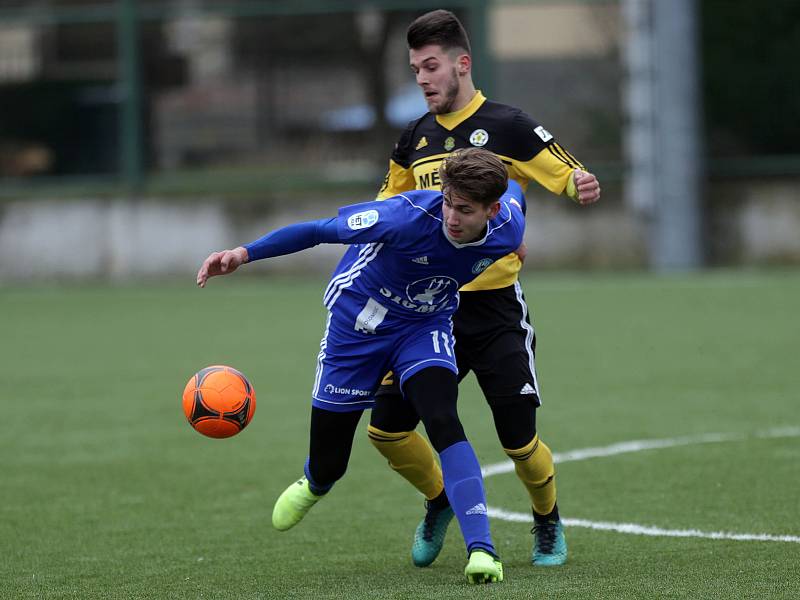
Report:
487,201,501,219
457,53,471,76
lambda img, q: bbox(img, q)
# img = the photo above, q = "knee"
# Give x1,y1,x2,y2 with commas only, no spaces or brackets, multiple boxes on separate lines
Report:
402,367,464,452
308,453,348,486
421,410,465,453
424,409,459,434
489,396,538,450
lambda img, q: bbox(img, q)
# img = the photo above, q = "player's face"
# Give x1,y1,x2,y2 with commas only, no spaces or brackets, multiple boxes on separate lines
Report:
410,45,462,114
442,191,501,243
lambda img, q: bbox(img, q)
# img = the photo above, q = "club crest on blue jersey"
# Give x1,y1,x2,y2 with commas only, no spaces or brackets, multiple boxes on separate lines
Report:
406,276,458,307
471,258,494,274
347,210,379,230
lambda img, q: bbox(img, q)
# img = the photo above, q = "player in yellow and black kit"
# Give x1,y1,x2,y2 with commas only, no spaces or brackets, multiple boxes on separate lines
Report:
366,10,601,568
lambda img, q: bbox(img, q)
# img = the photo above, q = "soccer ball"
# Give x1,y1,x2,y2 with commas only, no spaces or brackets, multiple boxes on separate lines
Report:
182,365,256,438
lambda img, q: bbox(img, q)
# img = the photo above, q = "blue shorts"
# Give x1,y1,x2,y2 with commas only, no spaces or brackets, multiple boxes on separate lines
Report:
311,310,457,412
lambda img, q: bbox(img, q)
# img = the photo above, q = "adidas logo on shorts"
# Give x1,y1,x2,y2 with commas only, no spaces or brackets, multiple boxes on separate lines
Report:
520,383,536,395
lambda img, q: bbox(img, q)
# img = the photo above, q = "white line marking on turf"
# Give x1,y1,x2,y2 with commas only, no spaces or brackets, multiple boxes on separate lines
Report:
484,426,800,543
487,509,800,543
481,426,800,477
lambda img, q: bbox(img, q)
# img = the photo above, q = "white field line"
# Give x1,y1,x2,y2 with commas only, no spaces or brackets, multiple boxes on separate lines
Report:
487,509,800,543
481,426,800,477
483,426,800,543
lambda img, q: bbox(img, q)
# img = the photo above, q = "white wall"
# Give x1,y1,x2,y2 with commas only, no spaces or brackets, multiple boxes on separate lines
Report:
1,181,799,281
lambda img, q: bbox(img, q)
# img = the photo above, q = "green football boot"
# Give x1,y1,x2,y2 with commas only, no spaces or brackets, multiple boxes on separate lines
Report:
531,519,567,566
464,550,504,584
411,501,455,567
272,477,322,531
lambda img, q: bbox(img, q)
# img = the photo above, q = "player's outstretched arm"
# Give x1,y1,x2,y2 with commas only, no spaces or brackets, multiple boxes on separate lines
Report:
572,169,601,205
197,247,249,288
197,217,347,288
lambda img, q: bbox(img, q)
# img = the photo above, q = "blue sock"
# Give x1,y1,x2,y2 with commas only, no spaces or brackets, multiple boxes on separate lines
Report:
304,457,334,496
439,441,497,558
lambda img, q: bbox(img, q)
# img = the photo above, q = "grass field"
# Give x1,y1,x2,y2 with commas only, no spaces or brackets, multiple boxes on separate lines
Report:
2,270,799,599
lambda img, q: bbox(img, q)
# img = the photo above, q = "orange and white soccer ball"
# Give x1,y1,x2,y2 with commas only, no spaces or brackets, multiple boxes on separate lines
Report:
182,365,256,438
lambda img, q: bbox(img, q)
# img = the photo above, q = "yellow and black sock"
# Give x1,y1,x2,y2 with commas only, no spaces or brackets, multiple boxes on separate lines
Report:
504,434,557,517
368,425,444,501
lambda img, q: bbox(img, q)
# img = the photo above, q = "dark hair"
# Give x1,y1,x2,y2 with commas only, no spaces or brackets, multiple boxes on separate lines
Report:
439,148,508,207
407,9,471,55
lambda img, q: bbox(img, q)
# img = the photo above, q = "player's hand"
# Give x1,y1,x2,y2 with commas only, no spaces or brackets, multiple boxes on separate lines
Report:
196,247,249,288
515,241,528,264
573,170,601,205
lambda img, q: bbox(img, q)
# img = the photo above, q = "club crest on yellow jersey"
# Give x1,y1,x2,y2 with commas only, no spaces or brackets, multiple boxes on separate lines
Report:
469,129,489,147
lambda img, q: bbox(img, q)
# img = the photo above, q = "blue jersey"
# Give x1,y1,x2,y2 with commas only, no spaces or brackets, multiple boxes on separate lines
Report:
323,188,525,330
310,187,525,411
242,184,525,411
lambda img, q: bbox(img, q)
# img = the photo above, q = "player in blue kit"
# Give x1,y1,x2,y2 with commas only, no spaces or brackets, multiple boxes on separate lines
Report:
196,148,524,584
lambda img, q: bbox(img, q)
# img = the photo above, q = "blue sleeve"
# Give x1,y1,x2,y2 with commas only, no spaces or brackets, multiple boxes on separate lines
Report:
491,182,526,252
335,197,408,245
503,180,527,215
243,217,341,262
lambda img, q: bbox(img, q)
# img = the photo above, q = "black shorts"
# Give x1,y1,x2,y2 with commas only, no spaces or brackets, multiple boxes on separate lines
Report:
376,282,541,407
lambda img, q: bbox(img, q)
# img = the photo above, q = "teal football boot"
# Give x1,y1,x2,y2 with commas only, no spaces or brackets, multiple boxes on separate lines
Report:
531,519,567,566
411,501,454,567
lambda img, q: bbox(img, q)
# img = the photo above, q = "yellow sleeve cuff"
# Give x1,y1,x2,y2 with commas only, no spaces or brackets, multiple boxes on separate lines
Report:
565,170,579,202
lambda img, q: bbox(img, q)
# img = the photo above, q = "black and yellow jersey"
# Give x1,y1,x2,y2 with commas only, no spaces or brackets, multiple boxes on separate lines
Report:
377,91,584,291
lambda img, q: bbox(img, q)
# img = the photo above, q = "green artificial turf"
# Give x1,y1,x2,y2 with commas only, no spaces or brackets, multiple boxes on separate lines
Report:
1,270,798,599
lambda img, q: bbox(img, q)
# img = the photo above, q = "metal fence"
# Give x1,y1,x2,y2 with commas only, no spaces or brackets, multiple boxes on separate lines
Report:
0,0,631,198
0,0,798,199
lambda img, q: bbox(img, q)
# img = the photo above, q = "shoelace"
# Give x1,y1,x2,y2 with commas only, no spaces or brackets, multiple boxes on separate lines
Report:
421,505,444,541
532,522,557,553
